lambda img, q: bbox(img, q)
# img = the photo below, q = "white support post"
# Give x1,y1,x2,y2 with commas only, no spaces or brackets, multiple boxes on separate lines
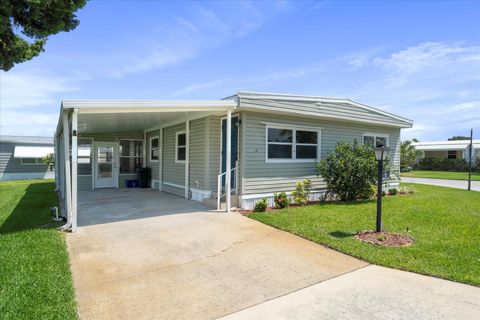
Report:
226,110,232,212
71,109,78,232
184,119,190,199
159,127,163,191
62,111,72,226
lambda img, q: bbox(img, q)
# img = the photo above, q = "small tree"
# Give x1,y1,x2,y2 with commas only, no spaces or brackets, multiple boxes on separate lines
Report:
42,153,55,171
400,138,423,167
315,141,377,201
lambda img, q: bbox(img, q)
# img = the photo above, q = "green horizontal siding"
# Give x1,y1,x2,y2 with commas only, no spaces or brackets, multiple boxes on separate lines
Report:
242,111,401,195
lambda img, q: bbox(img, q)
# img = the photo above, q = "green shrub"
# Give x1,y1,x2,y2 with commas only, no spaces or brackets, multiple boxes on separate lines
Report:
291,179,312,206
254,198,268,212
398,185,416,194
315,141,377,201
416,158,468,171
388,188,398,195
274,192,289,208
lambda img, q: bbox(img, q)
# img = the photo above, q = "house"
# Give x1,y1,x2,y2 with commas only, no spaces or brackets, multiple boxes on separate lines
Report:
0,135,54,181
54,91,413,231
413,140,480,160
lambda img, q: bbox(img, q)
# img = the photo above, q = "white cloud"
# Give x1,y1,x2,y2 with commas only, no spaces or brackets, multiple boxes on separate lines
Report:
0,70,79,109
0,109,58,136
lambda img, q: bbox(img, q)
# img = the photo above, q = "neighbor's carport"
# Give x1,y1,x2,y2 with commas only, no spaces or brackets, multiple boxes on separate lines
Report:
55,99,237,231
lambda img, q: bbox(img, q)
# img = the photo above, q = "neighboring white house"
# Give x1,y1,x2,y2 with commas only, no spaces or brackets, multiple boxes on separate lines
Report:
413,140,480,160
0,135,54,181
54,91,413,232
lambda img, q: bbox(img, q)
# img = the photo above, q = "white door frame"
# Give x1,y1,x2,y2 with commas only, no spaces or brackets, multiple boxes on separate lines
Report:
93,142,119,189
218,113,240,190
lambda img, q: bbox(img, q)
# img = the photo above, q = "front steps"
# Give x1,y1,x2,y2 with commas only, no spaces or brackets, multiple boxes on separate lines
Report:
203,193,239,210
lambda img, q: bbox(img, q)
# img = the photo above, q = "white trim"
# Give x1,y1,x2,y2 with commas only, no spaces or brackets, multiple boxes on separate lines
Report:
265,124,321,163
184,121,189,199
162,181,185,189
63,99,236,111
149,135,159,162
362,132,390,147
71,109,78,232
175,130,187,164
158,127,163,191
219,114,240,188
261,122,323,131
226,110,232,212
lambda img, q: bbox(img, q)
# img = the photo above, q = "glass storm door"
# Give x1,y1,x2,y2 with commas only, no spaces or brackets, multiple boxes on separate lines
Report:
94,143,118,188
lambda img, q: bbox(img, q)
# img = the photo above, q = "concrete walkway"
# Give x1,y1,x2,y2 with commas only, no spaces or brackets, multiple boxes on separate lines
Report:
220,265,480,320
402,177,480,191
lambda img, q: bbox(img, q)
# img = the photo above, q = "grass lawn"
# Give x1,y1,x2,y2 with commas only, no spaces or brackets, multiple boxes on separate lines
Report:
249,184,480,286
0,180,77,320
402,170,480,181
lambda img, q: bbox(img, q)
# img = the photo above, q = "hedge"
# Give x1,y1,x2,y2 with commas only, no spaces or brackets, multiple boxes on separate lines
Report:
416,158,468,172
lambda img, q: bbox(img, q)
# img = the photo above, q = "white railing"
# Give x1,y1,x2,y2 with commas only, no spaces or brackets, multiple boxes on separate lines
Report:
217,162,238,211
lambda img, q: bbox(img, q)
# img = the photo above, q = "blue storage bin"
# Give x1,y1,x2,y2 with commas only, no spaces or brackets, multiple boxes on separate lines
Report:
126,179,139,188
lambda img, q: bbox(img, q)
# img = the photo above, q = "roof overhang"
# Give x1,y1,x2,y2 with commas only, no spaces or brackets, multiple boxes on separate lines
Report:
234,91,413,128
62,100,236,114
14,146,54,158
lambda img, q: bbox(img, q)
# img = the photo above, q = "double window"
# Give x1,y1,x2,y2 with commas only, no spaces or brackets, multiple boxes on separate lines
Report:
363,133,389,148
267,126,319,161
176,132,186,163
150,136,159,162
120,140,143,173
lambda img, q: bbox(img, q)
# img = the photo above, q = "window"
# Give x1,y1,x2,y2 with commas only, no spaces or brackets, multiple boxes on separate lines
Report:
21,158,43,165
363,133,389,148
267,126,319,161
120,140,143,174
78,138,92,175
447,150,457,159
150,136,159,162
176,132,186,163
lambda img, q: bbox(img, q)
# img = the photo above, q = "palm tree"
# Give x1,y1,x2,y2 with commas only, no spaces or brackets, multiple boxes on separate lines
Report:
401,138,423,166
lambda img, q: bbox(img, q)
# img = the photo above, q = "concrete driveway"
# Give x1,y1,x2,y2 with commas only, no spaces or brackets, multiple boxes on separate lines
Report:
67,208,366,320
402,177,480,191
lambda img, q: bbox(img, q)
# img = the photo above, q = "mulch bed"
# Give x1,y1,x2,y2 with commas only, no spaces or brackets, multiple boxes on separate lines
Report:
356,231,414,247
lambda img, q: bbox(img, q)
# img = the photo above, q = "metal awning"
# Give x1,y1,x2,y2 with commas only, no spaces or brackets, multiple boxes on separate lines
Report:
14,146,54,158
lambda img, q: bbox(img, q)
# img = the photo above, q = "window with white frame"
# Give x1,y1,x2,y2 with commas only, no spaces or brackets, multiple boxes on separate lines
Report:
150,136,159,162
267,126,319,161
363,133,389,148
21,158,43,165
176,131,186,163
78,138,92,175
119,140,143,173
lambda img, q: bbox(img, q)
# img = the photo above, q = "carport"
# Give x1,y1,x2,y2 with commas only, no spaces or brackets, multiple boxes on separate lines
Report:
54,99,237,232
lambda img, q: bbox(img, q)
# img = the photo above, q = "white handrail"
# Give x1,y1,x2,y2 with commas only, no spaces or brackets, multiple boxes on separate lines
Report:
217,166,237,210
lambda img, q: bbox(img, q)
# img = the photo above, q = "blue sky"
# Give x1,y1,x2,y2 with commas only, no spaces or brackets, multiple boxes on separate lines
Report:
1,0,479,140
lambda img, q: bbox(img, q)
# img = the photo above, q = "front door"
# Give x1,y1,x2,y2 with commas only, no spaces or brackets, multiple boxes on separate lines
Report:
221,115,239,189
94,142,118,188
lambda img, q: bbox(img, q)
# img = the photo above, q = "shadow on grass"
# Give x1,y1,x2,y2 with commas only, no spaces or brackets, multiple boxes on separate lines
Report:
0,181,61,234
328,230,356,238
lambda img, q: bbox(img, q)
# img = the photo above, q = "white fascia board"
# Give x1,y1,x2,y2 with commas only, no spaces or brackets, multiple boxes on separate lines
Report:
240,104,411,128
14,146,54,158
62,100,236,114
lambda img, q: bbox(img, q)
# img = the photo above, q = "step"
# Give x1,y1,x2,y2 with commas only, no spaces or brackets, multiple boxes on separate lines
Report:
203,195,239,210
